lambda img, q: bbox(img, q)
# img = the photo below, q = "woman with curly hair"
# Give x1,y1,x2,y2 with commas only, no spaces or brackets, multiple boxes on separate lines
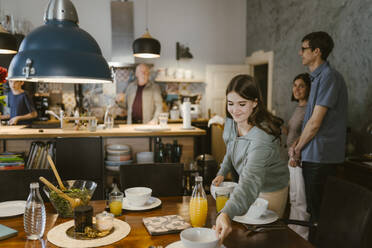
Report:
212,74,289,243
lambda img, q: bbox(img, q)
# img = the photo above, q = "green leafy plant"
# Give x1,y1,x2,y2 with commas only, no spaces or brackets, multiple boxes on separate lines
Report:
0,66,7,107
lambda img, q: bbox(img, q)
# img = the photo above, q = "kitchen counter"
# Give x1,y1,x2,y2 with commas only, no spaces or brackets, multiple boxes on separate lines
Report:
0,124,206,165
0,124,205,138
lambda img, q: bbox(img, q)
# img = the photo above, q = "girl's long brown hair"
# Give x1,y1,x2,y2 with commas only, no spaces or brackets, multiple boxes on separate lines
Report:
226,74,283,140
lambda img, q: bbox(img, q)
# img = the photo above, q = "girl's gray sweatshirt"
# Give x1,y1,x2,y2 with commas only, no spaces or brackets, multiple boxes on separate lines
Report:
218,118,289,219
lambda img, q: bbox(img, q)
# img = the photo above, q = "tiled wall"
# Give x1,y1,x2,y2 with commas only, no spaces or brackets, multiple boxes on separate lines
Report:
33,67,206,120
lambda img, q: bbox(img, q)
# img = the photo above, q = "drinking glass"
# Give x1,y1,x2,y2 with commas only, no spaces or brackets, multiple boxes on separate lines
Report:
216,191,230,212
88,118,97,132
105,116,114,129
109,192,123,216
158,113,169,127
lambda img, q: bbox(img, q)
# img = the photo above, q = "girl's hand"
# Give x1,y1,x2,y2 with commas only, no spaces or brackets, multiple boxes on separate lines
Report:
214,212,232,246
212,175,224,186
9,116,19,125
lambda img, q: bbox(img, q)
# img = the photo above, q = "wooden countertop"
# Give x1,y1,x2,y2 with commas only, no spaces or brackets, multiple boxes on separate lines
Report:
0,124,206,138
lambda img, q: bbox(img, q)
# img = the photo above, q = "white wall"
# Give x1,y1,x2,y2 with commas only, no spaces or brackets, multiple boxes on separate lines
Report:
1,0,112,60
1,0,246,78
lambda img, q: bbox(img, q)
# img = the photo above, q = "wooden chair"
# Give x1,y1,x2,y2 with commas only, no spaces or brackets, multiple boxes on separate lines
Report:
285,177,372,248
0,169,54,202
119,163,184,197
55,137,105,200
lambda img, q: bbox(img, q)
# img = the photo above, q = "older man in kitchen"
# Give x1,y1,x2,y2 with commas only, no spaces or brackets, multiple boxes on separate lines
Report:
117,63,163,124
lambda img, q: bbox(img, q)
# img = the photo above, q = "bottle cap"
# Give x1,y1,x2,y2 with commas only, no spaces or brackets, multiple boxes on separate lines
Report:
195,176,203,182
30,182,39,189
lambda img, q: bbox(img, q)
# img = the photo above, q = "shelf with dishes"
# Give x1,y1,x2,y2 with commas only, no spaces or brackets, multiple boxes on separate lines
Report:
154,76,204,83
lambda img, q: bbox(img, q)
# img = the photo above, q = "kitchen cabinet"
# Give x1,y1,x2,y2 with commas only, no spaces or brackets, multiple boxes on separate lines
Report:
0,124,206,199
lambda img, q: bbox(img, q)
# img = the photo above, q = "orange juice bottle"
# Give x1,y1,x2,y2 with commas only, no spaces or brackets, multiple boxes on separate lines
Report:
189,176,208,227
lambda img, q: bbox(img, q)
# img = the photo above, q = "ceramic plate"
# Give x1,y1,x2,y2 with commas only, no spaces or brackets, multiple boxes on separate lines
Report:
106,144,131,151
363,162,372,167
134,125,171,132
233,209,278,225
47,219,130,248
105,160,133,166
105,165,120,172
122,197,161,211
180,127,195,130
166,241,226,248
0,200,26,217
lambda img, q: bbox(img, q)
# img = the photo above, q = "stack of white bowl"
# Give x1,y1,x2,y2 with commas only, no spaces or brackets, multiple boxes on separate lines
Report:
105,144,132,171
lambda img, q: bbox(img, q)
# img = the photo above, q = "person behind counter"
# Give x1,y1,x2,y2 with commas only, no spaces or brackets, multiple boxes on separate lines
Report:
123,63,162,124
0,80,37,125
212,74,289,243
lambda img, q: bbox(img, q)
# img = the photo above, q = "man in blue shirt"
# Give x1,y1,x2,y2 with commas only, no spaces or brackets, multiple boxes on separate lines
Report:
289,31,348,242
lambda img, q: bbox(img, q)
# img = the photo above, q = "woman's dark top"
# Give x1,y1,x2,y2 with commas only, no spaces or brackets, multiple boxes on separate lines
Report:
8,91,36,125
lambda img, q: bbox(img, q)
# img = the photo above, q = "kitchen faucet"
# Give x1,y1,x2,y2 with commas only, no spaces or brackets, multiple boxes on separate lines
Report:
45,110,64,128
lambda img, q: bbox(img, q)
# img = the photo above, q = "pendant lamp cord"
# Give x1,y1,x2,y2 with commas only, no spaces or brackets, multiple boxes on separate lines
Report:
145,0,149,32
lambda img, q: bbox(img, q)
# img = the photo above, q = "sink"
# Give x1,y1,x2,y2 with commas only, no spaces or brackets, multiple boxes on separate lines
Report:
23,123,61,129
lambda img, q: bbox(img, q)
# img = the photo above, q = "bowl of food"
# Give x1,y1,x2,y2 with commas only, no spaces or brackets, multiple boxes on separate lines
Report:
43,180,97,218
180,227,219,248
210,181,238,200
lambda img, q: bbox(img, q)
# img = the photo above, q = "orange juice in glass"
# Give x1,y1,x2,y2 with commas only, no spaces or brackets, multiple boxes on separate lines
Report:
216,191,229,212
109,192,123,216
189,176,208,227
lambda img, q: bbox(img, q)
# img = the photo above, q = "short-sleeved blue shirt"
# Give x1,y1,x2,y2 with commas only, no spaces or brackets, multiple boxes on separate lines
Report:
7,91,36,125
301,62,348,164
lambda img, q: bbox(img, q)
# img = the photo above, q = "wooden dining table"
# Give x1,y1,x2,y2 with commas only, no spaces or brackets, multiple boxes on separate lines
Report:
0,195,315,248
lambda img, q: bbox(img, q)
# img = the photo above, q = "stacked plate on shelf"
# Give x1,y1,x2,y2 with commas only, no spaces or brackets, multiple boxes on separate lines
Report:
105,144,132,172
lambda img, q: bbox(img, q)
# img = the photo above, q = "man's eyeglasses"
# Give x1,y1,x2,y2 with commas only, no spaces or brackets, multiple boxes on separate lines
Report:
301,46,312,52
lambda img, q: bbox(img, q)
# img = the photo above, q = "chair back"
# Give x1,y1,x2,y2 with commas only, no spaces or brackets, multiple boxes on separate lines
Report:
316,177,372,248
119,163,183,197
0,169,54,202
55,137,104,200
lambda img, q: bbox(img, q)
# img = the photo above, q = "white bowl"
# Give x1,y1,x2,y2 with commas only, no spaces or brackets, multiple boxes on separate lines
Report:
124,187,152,206
106,144,131,151
180,228,219,248
107,154,131,161
136,152,154,164
106,149,131,156
210,181,238,199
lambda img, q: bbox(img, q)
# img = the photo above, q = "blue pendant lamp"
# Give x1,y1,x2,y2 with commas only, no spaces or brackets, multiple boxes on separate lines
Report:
132,0,160,58
7,0,112,84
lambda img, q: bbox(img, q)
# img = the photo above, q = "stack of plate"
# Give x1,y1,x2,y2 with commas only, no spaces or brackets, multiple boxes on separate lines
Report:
105,144,132,171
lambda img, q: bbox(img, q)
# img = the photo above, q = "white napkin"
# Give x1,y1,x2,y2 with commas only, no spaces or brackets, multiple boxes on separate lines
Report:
208,115,225,127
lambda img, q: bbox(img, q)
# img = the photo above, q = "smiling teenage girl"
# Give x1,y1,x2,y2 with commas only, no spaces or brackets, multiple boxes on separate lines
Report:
213,75,289,243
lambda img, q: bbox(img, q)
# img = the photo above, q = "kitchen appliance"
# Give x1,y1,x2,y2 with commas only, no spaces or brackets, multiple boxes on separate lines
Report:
33,96,49,121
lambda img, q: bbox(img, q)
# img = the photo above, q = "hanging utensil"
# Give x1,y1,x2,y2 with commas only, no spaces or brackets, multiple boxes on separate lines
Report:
39,176,82,209
47,154,66,191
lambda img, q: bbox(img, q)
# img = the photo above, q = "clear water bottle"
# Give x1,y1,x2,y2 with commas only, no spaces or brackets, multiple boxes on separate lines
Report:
104,106,114,129
24,182,46,240
189,176,208,227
